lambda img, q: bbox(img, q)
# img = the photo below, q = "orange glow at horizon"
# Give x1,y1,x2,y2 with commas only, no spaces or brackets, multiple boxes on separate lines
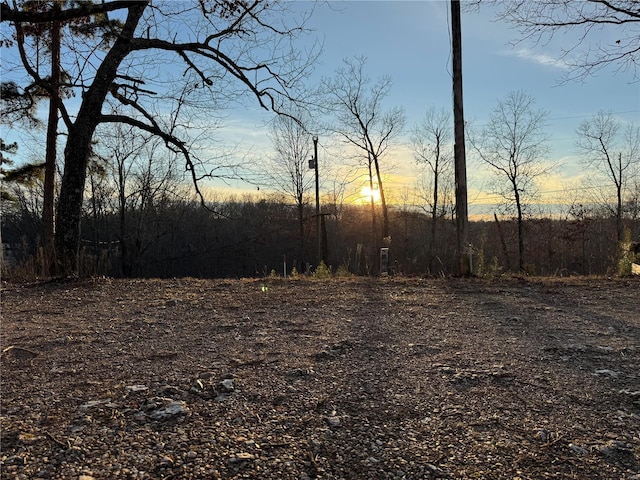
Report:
360,186,381,204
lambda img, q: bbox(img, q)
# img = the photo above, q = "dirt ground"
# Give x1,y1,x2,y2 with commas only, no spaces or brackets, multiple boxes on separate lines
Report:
1,276,639,479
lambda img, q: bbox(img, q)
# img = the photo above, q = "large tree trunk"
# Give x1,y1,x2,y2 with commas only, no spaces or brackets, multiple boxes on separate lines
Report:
42,4,60,276
54,3,147,275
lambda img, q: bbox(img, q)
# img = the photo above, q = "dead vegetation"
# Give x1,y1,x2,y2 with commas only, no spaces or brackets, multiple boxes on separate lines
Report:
1,276,639,479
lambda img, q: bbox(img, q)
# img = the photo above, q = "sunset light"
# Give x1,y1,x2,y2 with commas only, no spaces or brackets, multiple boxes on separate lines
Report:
361,186,381,203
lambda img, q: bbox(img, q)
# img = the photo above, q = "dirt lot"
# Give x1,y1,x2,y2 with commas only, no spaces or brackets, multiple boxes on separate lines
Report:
1,276,639,479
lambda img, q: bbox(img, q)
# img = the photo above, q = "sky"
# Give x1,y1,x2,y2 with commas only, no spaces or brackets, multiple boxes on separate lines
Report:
219,1,640,210
2,1,639,213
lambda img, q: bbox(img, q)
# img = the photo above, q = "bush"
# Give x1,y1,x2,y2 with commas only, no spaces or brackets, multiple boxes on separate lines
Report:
313,261,331,280
334,264,351,278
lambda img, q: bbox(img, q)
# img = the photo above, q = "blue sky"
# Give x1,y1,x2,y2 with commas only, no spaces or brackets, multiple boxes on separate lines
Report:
2,1,639,209
217,1,639,207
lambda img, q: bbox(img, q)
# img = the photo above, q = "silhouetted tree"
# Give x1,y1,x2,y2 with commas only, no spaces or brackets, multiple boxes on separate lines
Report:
2,0,319,275
264,109,315,271
322,56,405,242
576,111,640,242
410,107,453,272
471,91,551,272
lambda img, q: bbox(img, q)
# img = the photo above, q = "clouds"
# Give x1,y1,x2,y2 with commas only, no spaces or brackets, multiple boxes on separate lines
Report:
508,48,570,71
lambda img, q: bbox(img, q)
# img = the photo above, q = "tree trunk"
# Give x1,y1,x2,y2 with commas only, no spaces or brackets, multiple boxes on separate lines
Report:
429,154,439,273
494,213,512,271
42,4,60,276
616,152,623,242
297,197,304,273
54,3,147,275
372,153,389,239
515,189,525,272
367,154,377,244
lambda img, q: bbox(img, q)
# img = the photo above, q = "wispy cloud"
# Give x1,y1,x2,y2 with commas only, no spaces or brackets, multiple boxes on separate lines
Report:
508,48,570,70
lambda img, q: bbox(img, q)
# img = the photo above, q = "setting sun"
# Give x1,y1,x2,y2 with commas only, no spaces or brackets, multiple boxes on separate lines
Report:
361,186,381,203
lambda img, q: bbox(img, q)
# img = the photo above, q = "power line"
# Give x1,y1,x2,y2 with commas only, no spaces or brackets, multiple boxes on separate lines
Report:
546,110,640,122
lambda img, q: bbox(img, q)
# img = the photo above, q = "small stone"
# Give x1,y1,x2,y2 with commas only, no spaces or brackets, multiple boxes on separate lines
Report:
186,450,197,459
326,416,341,427
220,379,235,393
229,452,255,464
79,399,113,410
78,476,95,480
125,385,148,393
190,379,206,394
594,369,619,378
148,401,189,420
4,455,25,465
426,463,446,475
159,385,182,396
569,443,588,455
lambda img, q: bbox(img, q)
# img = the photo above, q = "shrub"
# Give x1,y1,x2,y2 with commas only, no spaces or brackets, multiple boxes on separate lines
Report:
334,264,351,278
313,261,331,280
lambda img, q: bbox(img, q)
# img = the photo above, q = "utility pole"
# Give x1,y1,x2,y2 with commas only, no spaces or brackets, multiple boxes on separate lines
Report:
312,135,321,267
451,0,470,275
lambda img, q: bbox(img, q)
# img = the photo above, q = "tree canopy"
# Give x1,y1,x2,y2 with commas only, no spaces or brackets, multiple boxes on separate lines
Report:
492,0,640,81
1,0,319,275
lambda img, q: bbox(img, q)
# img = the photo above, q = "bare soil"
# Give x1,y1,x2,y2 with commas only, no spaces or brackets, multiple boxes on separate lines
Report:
1,276,639,479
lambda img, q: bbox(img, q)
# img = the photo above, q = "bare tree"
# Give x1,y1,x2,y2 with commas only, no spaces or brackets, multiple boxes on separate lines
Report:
264,109,315,271
471,91,551,272
576,111,640,241
410,107,453,272
492,0,640,81
322,56,405,242
2,0,319,275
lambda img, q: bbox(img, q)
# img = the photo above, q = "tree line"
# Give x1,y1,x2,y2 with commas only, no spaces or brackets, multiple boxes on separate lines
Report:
2,180,639,278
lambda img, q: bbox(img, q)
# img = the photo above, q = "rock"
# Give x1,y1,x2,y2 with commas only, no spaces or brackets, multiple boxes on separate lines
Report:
190,379,206,394
148,400,190,420
78,476,95,480
52,335,72,344
220,379,235,393
326,416,341,427
596,345,615,352
125,385,148,393
229,452,255,464
3,455,25,465
159,385,183,396
594,369,619,378
79,399,114,410
425,463,447,475
619,389,640,397
569,443,588,455
595,440,626,456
